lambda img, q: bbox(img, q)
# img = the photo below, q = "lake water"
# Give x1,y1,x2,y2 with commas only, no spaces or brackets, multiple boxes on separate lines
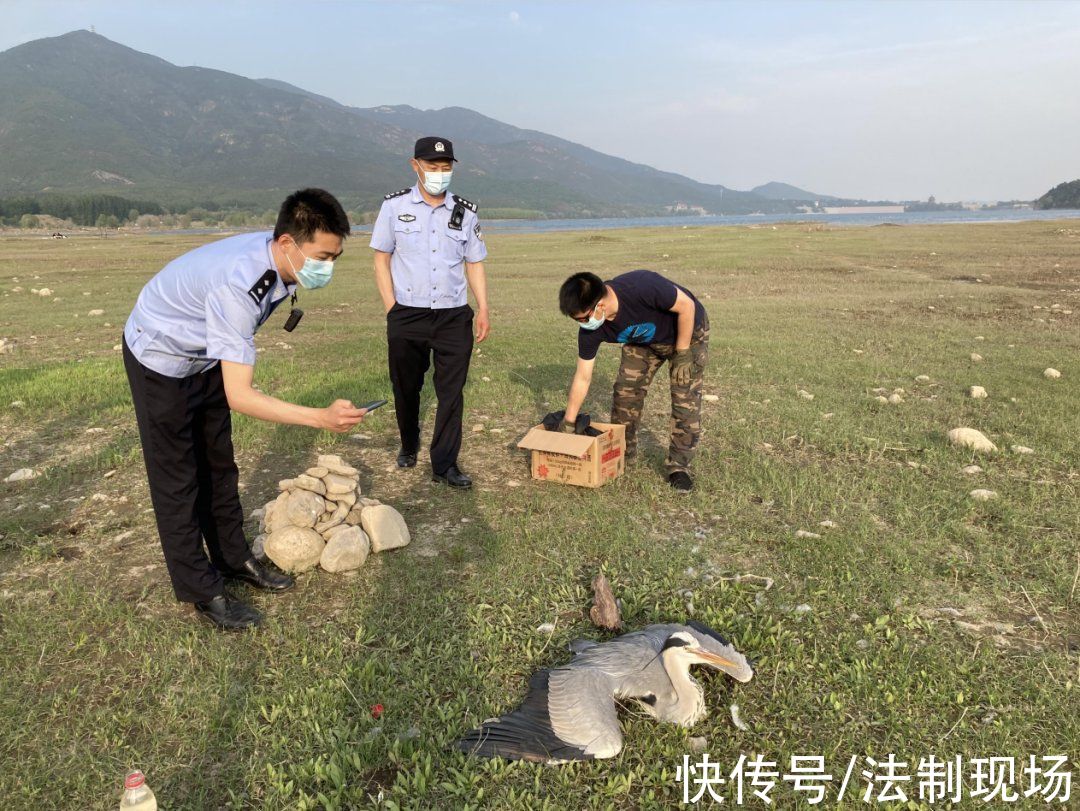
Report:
143,207,1080,238
388,207,1080,235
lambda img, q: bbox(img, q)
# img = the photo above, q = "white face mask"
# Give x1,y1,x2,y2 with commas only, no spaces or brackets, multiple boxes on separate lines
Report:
580,303,605,330
419,168,452,195
286,242,334,289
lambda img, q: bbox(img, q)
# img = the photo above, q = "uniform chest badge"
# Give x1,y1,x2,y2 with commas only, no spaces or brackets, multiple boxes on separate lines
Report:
397,213,416,222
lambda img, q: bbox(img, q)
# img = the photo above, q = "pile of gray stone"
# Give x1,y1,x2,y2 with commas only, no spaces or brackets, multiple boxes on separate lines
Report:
251,454,409,574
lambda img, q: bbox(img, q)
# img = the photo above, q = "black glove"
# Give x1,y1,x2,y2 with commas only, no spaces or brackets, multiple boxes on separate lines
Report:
543,410,567,431
573,413,604,437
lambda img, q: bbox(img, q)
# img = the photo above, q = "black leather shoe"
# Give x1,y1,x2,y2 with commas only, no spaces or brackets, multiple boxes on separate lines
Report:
193,594,262,630
228,557,295,592
432,464,472,489
668,471,694,492
397,448,418,468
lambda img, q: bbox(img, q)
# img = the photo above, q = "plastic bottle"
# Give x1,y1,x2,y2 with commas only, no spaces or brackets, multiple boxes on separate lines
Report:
119,770,157,810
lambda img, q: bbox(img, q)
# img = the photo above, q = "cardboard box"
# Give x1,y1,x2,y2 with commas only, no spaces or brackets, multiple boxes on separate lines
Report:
516,422,626,488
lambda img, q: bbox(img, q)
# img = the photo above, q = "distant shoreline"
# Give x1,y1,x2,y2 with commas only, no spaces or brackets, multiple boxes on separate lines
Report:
2,207,1079,239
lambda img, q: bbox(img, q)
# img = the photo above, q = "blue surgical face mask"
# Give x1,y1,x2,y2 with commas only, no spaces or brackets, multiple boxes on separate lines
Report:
420,169,452,195
287,243,334,289
580,303,605,330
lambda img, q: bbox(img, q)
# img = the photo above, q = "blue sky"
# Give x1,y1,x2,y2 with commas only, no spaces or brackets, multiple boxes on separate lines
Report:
3,1,1078,200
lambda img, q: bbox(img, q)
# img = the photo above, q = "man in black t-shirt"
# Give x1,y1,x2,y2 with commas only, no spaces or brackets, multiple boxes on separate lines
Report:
552,270,710,492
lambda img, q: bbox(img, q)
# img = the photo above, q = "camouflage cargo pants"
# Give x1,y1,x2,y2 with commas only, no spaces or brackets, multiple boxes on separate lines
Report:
611,314,709,475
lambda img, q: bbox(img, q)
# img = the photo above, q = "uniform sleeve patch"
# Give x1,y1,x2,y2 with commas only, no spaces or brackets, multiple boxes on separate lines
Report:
474,223,483,240
451,194,478,212
384,188,411,200
247,269,277,306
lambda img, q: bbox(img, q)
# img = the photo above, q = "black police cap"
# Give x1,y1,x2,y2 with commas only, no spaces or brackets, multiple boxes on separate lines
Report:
414,136,457,162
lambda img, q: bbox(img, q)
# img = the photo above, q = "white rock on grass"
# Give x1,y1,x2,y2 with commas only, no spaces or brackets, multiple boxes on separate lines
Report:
260,457,407,573
968,386,988,399
969,489,998,502
319,525,370,573
333,490,359,508
361,504,411,552
702,394,720,402
87,309,104,316
264,526,325,572
819,520,837,529
1043,368,1061,380
795,530,821,539
317,454,359,476
251,533,268,562
915,375,931,383
961,465,983,475
4,468,38,483
947,427,997,453
874,395,889,404
797,389,814,401
323,472,356,495
284,489,325,528
314,502,350,534
1010,445,1034,455
887,393,904,405
263,492,289,532
970,353,983,363
291,473,327,495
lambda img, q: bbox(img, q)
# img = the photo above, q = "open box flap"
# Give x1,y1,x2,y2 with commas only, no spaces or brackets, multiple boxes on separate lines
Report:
517,425,596,458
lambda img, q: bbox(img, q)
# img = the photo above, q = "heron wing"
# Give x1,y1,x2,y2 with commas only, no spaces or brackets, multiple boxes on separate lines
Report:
456,666,622,763
568,638,599,655
547,666,623,758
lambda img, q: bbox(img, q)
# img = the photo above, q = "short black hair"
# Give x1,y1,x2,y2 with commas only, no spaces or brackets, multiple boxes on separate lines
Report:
559,272,605,317
274,188,350,243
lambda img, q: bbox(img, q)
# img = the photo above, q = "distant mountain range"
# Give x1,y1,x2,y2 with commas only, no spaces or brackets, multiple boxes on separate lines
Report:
0,31,806,216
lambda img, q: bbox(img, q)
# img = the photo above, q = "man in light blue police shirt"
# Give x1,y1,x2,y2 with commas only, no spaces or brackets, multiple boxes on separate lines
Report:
370,136,489,489
123,189,368,630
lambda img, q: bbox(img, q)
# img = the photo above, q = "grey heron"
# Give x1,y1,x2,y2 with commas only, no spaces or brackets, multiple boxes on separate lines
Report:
456,620,753,763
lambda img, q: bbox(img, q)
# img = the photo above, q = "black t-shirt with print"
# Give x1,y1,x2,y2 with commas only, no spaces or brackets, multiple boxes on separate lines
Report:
577,270,705,360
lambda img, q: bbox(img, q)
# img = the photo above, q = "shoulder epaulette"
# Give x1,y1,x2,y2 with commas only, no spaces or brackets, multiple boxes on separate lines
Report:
247,269,277,306
452,194,478,213
384,188,411,200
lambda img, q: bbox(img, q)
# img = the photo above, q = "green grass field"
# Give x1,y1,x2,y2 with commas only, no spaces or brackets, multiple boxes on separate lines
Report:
0,221,1077,809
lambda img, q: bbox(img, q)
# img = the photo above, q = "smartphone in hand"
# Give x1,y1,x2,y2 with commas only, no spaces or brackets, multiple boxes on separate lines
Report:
358,399,388,412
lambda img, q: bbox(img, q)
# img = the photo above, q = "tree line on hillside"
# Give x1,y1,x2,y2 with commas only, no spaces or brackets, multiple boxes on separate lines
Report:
0,194,373,230
1,192,572,230
1035,180,1080,210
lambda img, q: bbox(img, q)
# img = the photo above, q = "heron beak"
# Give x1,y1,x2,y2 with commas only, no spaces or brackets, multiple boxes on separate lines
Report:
691,647,739,670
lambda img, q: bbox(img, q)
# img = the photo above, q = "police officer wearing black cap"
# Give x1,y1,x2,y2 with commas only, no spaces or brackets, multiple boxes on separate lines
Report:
370,137,489,488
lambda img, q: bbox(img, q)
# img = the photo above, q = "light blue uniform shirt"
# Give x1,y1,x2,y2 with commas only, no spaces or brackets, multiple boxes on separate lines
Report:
369,184,487,309
124,231,295,377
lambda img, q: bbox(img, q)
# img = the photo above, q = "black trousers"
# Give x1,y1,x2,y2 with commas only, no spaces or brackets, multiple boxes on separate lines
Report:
123,340,251,603
386,304,474,474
